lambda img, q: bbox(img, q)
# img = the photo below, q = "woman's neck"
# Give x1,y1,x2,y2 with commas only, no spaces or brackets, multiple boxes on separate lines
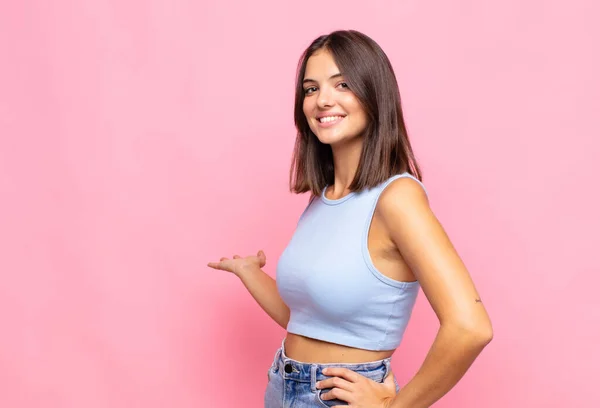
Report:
330,136,364,190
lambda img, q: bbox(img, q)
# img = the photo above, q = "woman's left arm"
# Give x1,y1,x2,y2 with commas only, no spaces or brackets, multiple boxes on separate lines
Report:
379,178,494,408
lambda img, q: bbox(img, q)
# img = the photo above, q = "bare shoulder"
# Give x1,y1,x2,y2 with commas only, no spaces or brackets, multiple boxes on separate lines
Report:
375,175,438,276
377,176,431,220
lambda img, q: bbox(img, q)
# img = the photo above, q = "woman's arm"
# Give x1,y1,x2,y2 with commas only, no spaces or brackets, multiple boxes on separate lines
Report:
378,177,493,408
237,265,290,329
208,252,290,329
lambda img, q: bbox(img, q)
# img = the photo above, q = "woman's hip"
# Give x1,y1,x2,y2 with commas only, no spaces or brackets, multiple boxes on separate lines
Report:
264,338,400,408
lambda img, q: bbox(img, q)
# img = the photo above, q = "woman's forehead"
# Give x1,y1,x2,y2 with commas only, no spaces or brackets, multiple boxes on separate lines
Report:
304,51,341,80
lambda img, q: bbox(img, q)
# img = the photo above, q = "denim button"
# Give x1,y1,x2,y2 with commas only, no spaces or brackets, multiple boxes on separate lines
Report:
284,363,293,373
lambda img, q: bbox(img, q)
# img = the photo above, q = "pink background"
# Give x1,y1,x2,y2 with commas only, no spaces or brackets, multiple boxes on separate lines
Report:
1,1,598,407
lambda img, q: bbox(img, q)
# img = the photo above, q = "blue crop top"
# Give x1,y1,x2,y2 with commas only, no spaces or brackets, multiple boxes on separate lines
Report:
276,172,427,351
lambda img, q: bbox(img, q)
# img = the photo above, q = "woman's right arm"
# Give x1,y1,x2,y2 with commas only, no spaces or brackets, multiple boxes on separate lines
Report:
208,250,290,329
237,265,290,329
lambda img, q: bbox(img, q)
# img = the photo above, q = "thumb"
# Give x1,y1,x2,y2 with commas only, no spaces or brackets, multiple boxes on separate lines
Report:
384,371,395,389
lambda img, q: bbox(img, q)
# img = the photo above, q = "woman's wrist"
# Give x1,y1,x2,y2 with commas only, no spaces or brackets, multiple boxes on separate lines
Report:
236,263,262,280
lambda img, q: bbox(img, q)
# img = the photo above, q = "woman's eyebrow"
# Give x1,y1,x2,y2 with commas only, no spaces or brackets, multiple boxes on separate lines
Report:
303,73,344,84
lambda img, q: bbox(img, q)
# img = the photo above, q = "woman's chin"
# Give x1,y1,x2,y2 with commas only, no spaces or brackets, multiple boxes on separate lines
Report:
314,133,345,146
317,134,363,148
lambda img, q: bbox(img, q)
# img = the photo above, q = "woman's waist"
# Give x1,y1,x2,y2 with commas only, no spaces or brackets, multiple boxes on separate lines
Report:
283,333,395,364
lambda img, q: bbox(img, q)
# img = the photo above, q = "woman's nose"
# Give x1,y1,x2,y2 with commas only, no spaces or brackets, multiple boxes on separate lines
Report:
317,87,334,108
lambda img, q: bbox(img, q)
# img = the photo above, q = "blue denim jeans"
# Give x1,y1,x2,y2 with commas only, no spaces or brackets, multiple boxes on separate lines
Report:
265,339,400,407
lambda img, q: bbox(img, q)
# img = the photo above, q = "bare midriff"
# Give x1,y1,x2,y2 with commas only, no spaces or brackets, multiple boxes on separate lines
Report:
283,333,395,363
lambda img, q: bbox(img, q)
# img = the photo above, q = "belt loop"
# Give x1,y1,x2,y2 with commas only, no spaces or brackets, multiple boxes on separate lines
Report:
310,364,318,392
383,359,391,378
280,338,287,359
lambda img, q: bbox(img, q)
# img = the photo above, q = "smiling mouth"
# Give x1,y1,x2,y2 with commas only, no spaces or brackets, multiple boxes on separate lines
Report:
317,115,345,127
318,115,345,123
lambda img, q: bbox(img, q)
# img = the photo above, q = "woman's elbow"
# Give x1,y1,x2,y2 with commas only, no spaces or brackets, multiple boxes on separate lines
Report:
448,317,494,346
474,323,493,345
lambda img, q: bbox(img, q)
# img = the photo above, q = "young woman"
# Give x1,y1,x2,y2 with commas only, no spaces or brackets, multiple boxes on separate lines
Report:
208,30,493,408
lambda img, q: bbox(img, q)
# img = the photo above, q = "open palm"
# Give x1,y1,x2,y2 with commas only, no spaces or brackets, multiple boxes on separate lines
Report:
207,250,267,277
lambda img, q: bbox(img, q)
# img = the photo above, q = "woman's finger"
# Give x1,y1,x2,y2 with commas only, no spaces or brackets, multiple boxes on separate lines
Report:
322,367,361,383
320,387,352,404
207,262,222,269
258,250,266,259
316,376,353,391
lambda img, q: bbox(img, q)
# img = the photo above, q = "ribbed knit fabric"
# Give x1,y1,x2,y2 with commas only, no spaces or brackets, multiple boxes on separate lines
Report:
276,172,427,351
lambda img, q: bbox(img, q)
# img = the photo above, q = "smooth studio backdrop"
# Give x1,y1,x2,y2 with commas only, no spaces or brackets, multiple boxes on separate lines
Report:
1,0,598,407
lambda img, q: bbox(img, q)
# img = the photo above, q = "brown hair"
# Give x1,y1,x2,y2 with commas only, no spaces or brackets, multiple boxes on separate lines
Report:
289,30,423,196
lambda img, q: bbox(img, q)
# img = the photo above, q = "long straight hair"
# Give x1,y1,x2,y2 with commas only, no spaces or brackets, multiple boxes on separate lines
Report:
289,30,423,196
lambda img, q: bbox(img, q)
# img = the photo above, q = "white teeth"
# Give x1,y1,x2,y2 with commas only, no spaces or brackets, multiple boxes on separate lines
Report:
318,115,343,123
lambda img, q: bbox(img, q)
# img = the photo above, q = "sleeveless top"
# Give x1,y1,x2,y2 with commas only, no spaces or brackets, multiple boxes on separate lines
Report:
276,172,428,351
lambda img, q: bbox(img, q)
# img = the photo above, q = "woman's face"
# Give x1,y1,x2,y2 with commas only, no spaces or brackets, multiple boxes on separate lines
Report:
302,49,369,147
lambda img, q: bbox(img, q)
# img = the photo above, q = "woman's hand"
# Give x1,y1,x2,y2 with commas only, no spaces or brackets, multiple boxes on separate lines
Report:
207,250,266,277
316,367,397,408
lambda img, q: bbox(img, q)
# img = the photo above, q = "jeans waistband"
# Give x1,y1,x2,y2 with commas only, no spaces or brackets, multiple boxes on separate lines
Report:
269,338,392,392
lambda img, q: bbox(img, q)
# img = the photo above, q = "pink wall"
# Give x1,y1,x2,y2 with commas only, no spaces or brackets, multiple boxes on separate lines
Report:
1,1,598,407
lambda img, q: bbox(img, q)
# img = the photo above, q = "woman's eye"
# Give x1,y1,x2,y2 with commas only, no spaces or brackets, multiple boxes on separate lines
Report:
303,83,348,95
